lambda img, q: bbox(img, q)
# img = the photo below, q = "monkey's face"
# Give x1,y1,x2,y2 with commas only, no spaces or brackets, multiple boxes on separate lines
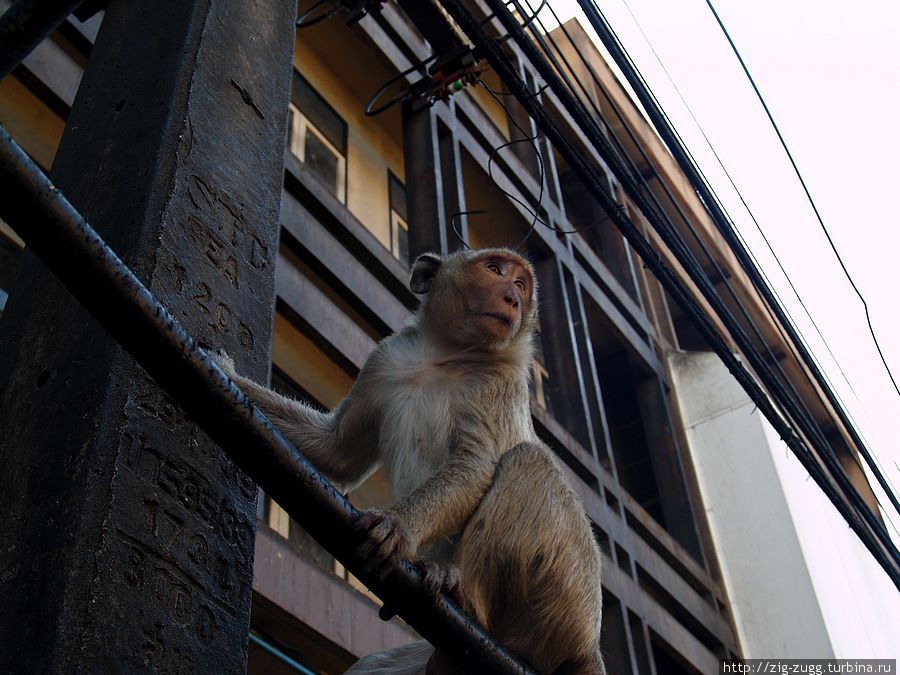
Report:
411,249,536,350
461,253,534,346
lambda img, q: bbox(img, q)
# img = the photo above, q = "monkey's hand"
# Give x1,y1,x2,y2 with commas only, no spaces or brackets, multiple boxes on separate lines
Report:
209,349,238,378
415,560,462,603
378,560,464,621
354,508,414,579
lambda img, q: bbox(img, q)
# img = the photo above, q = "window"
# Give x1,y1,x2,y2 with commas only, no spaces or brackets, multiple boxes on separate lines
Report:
553,148,641,302
0,221,24,319
388,171,409,266
263,366,334,571
529,321,553,414
532,360,551,410
288,72,347,204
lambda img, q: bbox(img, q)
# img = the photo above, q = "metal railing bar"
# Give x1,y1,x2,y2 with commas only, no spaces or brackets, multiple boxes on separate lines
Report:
0,126,533,674
0,0,86,80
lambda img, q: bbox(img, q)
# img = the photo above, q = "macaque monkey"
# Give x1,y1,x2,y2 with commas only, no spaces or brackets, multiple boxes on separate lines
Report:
214,248,604,674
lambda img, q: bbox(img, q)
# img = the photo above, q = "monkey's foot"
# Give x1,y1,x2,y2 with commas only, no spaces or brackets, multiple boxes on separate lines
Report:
354,508,413,579
415,560,462,603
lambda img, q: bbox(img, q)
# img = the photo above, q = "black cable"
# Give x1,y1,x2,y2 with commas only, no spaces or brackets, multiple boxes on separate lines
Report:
518,0,547,28
479,0,547,30
476,79,618,243
586,0,900,521
615,0,900,520
449,209,482,249
435,0,899,585
296,0,342,28
365,53,437,116
554,0,872,487
577,0,898,562
576,0,900,554
525,0,900,547
522,1,847,483
478,78,545,249
619,0,861,399
704,0,900,401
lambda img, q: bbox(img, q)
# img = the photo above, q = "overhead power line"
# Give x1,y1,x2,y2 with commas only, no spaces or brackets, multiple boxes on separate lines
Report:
433,0,900,587
704,0,900,401
611,0,900,522
510,2,868,522
572,0,900,526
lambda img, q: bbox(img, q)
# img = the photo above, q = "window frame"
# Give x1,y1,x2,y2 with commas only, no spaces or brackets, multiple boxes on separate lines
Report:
387,170,409,266
288,103,348,204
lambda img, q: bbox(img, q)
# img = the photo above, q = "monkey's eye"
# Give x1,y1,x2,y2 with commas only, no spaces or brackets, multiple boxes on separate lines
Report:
514,279,527,292
486,262,503,275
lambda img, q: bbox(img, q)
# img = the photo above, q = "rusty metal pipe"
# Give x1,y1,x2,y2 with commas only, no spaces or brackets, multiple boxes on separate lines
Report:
0,0,86,79
0,126,534,674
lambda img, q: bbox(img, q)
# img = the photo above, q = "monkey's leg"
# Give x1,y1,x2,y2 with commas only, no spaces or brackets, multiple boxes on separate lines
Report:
456,442,605,675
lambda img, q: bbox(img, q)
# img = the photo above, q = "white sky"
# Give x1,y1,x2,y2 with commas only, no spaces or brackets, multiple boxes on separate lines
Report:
533,0,900,539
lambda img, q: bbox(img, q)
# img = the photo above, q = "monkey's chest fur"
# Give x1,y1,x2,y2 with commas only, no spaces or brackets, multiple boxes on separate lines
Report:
377,353,531,507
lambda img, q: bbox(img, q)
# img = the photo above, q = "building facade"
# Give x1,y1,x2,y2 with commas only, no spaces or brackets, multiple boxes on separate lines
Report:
1,2,890,673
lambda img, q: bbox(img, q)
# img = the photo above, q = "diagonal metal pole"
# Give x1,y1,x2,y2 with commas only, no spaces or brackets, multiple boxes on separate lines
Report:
1,0,293,671
0,126,534,675
0,0,86,79
432,0,900,589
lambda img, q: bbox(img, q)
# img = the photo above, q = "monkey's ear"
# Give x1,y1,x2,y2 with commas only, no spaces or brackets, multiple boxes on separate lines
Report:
410,253,442,294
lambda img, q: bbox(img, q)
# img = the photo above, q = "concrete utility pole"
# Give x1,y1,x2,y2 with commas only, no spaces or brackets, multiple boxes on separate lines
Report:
0,1,294,671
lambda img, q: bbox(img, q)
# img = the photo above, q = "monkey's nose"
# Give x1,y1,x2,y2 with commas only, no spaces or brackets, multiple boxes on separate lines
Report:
503,292,519,308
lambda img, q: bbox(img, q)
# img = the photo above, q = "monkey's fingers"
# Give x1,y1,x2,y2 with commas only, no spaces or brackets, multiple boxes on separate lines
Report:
417,561,446,597
416,561,462,601
442,566,462,603
367,529,408,580
355,509,394,559
353,507,393,537
355,509,411,579
209,349,237,376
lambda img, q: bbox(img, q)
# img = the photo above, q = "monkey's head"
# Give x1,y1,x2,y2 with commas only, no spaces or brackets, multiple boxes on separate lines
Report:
410,248,538,354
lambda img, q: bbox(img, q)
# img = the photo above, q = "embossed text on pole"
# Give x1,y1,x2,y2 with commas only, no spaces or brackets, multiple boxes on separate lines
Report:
0,1,295,671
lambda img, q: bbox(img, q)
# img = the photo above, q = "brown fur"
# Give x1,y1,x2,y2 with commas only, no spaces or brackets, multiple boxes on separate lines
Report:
214,248,604,674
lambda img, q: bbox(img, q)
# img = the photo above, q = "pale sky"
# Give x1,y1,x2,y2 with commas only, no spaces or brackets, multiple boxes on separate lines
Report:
533,0,900,540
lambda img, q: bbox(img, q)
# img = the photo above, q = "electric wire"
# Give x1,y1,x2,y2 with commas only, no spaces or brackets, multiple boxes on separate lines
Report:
620,0,862,403
453,77,616,252
296,0,342,28
589,0,900,521
479,78,546,248
518,0,849,487
613,0,900,522
450,209,481,249
534,2,900,540
575,0,900,548
440,0,899,580
364,53,437,116
704,0,900,401
477,77,624,242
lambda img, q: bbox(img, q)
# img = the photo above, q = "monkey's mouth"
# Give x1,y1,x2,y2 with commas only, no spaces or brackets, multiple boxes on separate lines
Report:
480,312,514,328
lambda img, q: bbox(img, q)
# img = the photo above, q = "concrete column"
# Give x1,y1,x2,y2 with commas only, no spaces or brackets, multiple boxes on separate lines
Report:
0,1,295,671
668,351,832,658
403,102,448,257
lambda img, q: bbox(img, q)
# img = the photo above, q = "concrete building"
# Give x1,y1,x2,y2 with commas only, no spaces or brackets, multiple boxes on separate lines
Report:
0,2,893,673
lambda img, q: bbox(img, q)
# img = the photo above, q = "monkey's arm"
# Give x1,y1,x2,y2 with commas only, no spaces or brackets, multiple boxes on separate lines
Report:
354,443,496,577
391,445,498,552
213,352,380,492
356,436,496,575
